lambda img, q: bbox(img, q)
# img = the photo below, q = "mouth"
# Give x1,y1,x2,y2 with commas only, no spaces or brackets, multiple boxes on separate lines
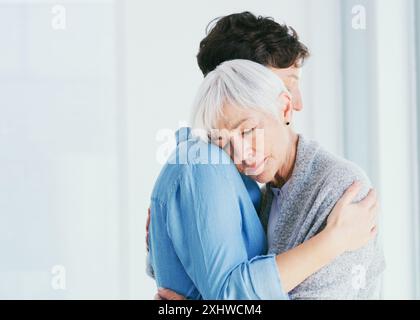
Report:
244,157,268,176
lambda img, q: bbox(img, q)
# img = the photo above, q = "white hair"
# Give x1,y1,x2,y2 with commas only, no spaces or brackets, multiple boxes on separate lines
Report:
190,59,288,142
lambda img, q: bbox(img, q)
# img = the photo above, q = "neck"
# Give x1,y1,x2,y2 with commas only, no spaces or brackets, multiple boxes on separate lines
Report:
272,131,299,188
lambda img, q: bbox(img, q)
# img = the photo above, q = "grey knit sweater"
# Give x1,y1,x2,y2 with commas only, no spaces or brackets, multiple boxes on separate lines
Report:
259,134,386,299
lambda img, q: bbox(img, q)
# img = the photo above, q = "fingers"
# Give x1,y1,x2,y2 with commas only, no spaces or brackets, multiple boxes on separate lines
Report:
154,293,162,300
338,181,362,206
146,207,151,252
359,188,377,209
370,225,378,239
368,199,380,222
147,208,151,232
158,288,186,300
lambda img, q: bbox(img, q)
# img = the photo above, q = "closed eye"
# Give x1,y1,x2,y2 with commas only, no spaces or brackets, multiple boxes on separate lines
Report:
242,127,256,137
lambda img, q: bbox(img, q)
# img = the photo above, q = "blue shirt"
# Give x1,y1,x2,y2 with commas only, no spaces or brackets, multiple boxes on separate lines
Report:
148,128,286,300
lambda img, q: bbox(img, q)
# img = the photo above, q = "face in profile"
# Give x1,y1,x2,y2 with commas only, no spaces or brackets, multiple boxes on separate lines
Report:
270,66,303,112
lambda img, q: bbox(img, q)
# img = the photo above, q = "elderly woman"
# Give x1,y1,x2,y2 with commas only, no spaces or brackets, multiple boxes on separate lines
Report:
191,59,385,299
148,60,383,300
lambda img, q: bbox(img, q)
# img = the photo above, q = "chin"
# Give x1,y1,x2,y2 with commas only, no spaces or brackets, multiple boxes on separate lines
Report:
255,162,276,183
249,171,273,184
255,176,271,184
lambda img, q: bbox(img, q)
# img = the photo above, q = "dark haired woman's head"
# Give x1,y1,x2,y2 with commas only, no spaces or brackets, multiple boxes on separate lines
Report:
197,12,310,111
197,12,309,75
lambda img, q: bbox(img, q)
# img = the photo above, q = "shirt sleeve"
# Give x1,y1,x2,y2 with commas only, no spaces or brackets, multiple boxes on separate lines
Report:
166,164,287,300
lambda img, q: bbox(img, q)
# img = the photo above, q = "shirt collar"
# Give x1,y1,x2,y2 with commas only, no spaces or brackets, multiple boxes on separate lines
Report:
270,180,291,198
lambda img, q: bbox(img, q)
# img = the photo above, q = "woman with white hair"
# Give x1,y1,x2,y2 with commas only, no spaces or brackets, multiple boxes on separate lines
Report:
148,60,383,300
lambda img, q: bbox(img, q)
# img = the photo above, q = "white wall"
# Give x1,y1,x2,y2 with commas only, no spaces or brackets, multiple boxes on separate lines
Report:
374,0,419,299
0,0,122,298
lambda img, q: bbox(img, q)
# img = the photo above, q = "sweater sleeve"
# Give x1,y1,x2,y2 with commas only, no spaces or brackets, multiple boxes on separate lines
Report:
289,163,385,300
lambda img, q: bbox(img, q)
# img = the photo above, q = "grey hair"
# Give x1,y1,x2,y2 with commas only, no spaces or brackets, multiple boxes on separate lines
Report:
190,59,288,142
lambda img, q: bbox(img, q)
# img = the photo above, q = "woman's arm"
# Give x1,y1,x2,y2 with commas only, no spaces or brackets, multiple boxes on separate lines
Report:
276,181,378,292
157,181,378,300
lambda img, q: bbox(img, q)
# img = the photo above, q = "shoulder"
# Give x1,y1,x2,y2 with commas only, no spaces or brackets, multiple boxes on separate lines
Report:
313,145,372,202
151,137,239,203
297,135,371,202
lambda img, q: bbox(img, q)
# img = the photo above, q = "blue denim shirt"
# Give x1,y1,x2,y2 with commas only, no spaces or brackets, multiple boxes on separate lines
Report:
148,128,286,300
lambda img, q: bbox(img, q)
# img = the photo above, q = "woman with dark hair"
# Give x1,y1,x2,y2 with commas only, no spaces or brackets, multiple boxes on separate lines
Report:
147,60,383,300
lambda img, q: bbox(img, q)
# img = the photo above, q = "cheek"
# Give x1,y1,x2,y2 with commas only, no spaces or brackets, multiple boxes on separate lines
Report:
255,159,276,183
264,125,282,156
252,136,265,157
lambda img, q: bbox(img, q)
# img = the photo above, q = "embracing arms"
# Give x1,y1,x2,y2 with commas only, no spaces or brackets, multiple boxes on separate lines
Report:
275,181,378,292
147,167,378,299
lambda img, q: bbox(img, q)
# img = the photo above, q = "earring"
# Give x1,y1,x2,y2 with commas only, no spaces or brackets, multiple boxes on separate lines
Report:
286,122,290,126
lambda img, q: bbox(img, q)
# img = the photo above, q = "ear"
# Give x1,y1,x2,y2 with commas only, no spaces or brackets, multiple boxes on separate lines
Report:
279,91,293,124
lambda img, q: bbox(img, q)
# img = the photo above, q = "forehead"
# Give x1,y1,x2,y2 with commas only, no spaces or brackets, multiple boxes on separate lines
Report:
216,103,255,130
269,66,302,79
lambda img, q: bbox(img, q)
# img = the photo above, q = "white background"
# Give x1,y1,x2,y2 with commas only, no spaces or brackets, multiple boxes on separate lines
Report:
0,0,418,299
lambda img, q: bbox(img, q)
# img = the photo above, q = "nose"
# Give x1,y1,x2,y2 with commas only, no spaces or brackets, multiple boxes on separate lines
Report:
292,89,303,111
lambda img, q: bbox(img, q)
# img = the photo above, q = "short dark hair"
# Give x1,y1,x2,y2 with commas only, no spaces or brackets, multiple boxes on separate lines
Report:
197,11,310,76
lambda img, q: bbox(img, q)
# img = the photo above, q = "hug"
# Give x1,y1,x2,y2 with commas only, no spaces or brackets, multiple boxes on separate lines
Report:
147,12,385,300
